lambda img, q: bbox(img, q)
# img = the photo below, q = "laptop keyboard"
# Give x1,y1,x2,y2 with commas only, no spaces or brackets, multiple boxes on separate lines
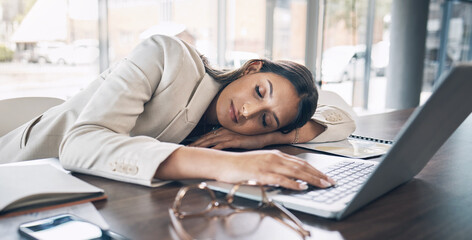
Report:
269,161,376,204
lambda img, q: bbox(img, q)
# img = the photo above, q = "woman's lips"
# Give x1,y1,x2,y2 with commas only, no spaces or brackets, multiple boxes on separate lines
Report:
230,101,238,123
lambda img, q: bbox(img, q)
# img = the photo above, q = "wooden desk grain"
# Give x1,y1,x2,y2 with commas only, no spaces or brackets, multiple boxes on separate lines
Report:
75,109,472,240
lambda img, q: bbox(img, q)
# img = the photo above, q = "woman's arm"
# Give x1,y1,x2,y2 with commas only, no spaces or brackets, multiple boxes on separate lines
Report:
189,120,325,149
155,146,336,190
190,105,355,149
60,35,204,187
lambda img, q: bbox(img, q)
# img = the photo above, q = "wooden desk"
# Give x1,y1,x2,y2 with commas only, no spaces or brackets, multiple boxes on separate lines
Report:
75,109,472,240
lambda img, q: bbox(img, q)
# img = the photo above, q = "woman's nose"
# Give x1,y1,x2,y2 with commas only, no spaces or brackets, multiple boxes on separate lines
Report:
241,103,262,119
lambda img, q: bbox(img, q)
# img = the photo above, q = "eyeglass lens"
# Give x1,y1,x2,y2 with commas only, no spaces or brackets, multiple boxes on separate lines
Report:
224,211,263,237
230,184,264,209
179,187,213,215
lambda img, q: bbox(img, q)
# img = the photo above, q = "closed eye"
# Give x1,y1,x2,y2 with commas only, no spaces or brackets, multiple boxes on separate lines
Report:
255,85,263,98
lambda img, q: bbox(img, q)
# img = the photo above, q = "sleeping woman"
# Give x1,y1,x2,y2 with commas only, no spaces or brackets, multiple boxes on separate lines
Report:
0,35,355,190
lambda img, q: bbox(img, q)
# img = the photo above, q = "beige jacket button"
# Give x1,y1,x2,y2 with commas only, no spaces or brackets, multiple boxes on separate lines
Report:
127,165,138,175
324,111,344,122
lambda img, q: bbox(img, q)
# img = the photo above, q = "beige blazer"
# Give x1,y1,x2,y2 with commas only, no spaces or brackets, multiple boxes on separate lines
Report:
0,35,355,186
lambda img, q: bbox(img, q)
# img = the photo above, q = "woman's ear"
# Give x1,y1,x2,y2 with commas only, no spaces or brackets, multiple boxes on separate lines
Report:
243,60,263,75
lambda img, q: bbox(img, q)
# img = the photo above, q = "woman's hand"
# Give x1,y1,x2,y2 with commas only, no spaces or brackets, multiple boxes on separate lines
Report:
215,150,337,190
189,127,269,150
156,147,336,190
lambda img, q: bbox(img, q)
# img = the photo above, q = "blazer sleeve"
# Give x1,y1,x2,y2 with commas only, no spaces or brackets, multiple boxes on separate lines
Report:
59,35,202,187
308,105,356,143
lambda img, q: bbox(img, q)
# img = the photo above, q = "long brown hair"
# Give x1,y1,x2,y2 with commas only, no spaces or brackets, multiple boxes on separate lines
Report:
201,55,318,133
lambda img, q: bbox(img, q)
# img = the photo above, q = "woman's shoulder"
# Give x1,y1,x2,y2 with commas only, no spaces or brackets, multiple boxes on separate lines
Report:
129,34,198,60
126,34,206,80
147,34,190,50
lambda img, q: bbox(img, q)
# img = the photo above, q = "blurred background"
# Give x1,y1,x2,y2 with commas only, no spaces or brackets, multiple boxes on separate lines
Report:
0,0,471,115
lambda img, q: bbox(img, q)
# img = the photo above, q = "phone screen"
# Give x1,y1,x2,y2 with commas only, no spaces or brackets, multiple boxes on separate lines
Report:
19,214,106,240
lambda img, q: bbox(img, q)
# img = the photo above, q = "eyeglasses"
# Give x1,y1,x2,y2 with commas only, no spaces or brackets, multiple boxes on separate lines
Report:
169,180,311,240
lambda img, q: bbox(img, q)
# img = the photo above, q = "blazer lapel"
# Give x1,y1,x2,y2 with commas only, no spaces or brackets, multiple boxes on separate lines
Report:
156,74,221,143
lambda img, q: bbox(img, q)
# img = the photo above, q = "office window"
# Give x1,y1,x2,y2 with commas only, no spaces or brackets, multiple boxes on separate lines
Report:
107,0,224,66
319,0,392,114
272,0,307,64
108,0,162,63
4,0,462,114
319,0,369,107
366,0,392,112
173,0,218,64
225,0,265,67
107,0,217,64
425,0,472,88
1,0,100,100
225,0,307,67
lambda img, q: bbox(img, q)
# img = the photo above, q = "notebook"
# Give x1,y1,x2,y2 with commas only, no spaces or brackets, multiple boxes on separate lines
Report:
206,63,472,219
293,134,393,159
0,158,106,218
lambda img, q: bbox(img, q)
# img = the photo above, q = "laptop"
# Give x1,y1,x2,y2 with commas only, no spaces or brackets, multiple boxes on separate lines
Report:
206,63,472,220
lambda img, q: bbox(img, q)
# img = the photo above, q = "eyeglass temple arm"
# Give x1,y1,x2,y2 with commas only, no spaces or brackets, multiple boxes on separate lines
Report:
229,181,310,237
168,209,194,240
270,201,311,237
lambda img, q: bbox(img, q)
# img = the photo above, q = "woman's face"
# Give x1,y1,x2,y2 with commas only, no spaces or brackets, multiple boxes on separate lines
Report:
214,67,300,135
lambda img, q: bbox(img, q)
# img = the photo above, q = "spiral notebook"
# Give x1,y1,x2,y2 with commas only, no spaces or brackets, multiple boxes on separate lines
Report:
292,134,393,159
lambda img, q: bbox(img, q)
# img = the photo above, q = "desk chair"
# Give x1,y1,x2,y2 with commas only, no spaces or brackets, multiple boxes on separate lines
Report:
0,97,65,136
318,90,357,119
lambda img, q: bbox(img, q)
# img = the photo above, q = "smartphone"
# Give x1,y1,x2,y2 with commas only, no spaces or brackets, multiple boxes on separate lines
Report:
18,213,129,240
